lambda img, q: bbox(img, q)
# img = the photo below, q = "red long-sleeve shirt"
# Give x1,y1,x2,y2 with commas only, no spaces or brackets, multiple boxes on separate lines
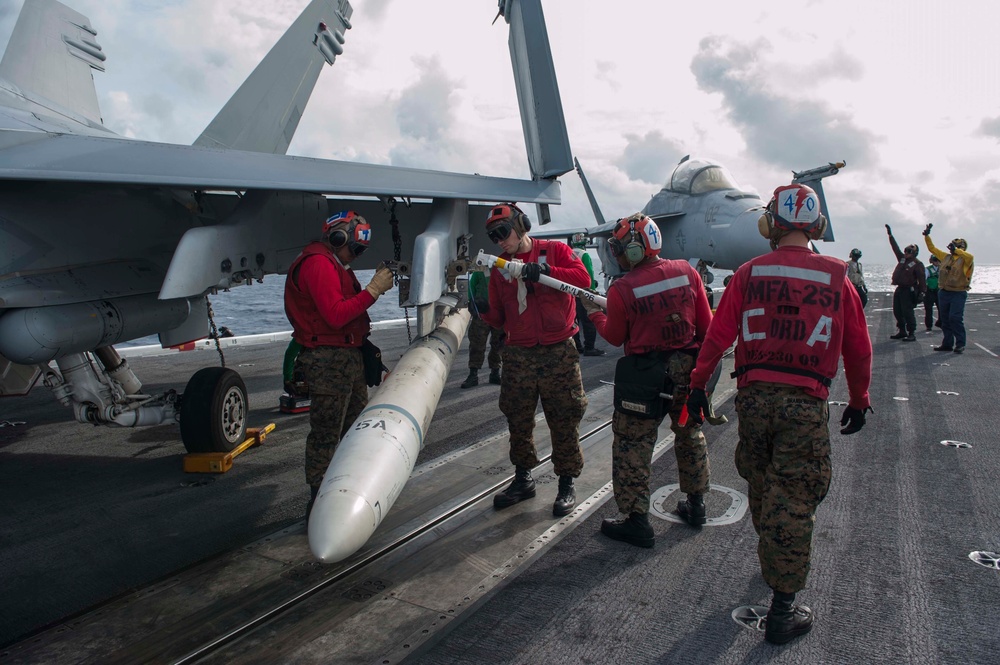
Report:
590,258,712,354
690,246,872,409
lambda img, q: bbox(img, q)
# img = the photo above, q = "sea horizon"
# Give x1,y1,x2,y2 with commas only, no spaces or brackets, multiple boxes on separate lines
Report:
120,262,1000,347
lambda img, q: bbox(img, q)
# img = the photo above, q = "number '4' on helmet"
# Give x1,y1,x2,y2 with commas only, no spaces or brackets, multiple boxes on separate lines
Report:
758,184,827,240
608,213,662,265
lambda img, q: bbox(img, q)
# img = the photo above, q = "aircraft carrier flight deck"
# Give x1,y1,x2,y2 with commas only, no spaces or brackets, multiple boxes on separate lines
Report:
1,293,999,664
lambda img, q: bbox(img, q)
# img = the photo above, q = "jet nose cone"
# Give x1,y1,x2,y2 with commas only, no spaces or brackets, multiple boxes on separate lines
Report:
307,489,377,563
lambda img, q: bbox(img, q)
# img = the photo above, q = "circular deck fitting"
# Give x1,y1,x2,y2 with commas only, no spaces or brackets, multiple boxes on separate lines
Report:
649,484,748,526
893,396,909,401
936,390,959,396
969,552,1000,570
829,400,847,406
932,363,951,366
940,440,971,449
731,605,769,632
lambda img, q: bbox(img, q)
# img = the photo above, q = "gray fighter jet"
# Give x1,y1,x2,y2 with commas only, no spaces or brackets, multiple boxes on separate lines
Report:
0,0,573,452
542,155,845,289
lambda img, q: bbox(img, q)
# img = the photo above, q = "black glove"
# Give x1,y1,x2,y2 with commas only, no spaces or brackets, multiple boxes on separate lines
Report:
923,223,932,236
685,388,709,426
885,224,892,235
839,405,873,435
522,262,550,283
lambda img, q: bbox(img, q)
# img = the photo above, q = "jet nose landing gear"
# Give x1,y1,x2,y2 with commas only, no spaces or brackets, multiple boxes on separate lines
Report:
180,367,248,454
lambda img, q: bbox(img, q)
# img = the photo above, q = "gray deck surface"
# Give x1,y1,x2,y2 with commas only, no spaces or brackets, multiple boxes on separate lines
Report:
415,292,1000,665
1,293,999,664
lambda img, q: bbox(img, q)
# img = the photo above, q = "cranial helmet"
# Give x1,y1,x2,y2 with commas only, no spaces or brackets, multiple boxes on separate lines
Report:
608,213,662,265
850,248,862,260
485,203,531,243
757,184,827,242
323,210,372,257
904,244,919,257
950,238,968,251
571,232,588,249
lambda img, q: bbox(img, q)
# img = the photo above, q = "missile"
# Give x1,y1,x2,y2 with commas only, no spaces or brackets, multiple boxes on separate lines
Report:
475,250,608,308
308,305,471,563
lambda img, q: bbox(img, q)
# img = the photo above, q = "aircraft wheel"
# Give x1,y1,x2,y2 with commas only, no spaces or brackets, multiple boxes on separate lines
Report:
180,367,248,454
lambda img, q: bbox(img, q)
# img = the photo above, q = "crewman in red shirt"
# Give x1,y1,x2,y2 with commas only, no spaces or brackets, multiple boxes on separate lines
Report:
583,213,713,547
480,203,592,517
284,212,394,519
686,184,872,645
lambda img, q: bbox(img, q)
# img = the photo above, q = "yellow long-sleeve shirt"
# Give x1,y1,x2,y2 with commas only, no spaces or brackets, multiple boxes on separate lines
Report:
924,235,974,291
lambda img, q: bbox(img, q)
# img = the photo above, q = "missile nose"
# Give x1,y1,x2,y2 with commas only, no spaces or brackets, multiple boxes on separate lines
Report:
307,489,378,563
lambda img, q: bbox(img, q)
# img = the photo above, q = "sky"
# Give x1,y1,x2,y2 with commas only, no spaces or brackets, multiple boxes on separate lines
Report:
2,0,999,264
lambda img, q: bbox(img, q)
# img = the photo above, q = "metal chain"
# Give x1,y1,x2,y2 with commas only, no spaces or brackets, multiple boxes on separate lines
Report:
387,199,413,344
206,298,226,368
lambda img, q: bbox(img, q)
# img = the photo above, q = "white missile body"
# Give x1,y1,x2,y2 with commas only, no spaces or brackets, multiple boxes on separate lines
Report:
308,306,471,563
475,250,608,309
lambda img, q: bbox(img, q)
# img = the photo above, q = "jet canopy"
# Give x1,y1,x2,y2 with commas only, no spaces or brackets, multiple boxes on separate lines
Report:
665,158,741,195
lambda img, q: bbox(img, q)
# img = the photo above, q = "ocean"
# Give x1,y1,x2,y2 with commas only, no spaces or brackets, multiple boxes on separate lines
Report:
121,263,1000,347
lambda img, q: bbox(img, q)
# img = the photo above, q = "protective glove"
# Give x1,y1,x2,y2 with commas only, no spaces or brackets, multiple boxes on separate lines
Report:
581,295,604,316
885,224,892,236
685,388,710,426
923,223,933,236
503,259,524,280
839,405,873,435
365,265,394,299
522,262,550,283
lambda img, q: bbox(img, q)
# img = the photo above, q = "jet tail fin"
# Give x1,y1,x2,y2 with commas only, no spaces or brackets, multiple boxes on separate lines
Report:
194,0,352,155
499,0,573,180
792,160,845,242
575,158,607,224
0,0,105,127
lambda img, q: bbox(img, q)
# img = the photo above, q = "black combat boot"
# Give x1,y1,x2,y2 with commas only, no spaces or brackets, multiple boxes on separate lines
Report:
890,330,907,339
765,590,813,644
552,476,576,516
306,486,319,521
489,368,502,385
676,493,707,526
461,369,479,389
600,512,654,548
493,466,536,509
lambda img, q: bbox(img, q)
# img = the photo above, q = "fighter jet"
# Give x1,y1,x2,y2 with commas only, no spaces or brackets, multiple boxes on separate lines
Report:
0,0,573,453
539,155,845,289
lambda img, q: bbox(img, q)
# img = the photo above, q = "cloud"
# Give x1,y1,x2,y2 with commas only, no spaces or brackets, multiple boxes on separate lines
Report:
386,55,491,172
977,116,1000,141
394,56,457,142
594,60,620,91
690,35,879,170
615,130,685,184
362,0,394,22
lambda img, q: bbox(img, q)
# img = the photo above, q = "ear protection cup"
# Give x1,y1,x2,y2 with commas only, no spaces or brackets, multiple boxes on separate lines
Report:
810,214,828,241
622,218,646,265
328,227,349,248
625,239,645,264
757,210,773,239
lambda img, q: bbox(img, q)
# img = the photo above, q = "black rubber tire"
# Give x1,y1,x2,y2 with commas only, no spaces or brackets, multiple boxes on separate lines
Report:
179,367,248,454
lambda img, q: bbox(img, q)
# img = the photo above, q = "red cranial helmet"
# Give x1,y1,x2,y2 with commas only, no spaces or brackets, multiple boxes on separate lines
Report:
323,210,371,257
608,213,662,265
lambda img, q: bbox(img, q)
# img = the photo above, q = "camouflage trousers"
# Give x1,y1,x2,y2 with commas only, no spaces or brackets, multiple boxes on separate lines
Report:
296,346,368,488
467,317,505,370
735,382,832,593
612,351,709,515
499,339,587,478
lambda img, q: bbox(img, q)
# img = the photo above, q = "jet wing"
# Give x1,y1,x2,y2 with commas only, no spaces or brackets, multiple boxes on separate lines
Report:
0,132,560,203
0,0,106,128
